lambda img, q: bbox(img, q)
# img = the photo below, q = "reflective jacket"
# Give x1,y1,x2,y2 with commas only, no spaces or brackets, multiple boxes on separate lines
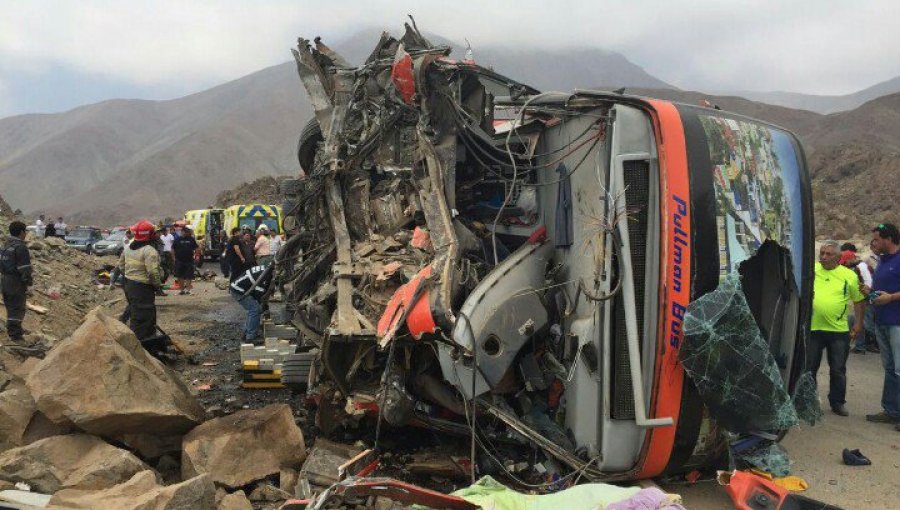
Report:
0,236,33,287
117,241,161,287
229,265,273,302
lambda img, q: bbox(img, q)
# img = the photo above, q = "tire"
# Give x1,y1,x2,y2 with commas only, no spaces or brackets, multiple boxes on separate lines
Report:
297,118,323,172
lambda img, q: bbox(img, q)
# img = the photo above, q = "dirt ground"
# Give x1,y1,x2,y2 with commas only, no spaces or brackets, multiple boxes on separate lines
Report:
133,277,899,508
665,350,900,508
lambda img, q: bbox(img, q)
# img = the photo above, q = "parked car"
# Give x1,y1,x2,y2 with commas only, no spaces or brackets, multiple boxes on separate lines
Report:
93,231,128,256
65,227,103,254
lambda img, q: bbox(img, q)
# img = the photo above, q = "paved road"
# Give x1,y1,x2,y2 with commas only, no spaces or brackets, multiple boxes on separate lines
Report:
669,349,900,508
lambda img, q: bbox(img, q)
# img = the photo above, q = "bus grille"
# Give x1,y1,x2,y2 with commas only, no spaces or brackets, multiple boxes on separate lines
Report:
611,160,651,420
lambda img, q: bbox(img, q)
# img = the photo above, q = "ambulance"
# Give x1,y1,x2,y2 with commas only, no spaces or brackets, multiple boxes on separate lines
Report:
184,208,225,259
222,204,283,237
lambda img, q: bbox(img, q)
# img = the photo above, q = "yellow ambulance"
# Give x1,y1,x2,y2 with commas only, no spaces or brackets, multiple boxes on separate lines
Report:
222,204,283,237
184,208,225,259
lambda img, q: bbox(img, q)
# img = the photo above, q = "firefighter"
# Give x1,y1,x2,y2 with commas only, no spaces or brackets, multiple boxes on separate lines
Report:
117,220,162,341
1,221,33,341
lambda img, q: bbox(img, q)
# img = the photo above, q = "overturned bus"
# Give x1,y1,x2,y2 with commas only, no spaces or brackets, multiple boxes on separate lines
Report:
275,25,814,482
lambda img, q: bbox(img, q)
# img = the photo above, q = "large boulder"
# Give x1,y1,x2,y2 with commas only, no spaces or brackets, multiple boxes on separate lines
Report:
0,434,151,493
47,470,216,510
182,404,306,488
0,382,72,454
0,383,33,453
26,308,206,436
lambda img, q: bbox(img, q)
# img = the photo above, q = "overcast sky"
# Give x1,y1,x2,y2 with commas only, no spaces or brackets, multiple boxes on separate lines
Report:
2,0,898,118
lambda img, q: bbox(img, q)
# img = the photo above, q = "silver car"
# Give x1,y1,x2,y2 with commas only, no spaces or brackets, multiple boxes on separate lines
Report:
92,231,127,256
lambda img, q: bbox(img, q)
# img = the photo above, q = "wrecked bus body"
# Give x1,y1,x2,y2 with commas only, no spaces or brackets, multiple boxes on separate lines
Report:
276,25,814,482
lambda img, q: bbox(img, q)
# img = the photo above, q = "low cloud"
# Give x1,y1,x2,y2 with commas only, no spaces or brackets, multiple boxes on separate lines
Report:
1,0,898,117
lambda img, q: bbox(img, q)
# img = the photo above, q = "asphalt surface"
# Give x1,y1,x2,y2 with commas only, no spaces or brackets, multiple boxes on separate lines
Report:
670,349,900,508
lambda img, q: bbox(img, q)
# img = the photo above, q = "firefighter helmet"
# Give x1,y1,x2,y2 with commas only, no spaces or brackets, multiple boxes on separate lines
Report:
131,220,156,242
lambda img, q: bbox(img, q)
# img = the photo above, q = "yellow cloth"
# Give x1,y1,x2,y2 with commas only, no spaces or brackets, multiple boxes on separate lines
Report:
773,476,809,492
750,469,809,492
811,262,864,332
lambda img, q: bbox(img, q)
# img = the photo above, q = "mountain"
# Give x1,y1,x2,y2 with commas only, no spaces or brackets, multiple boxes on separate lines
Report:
1,29,898,240
729,75,900,114
0,63,311,225
0,32,674,225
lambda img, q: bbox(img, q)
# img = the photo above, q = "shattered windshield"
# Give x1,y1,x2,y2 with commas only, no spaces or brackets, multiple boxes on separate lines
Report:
680,272,801,433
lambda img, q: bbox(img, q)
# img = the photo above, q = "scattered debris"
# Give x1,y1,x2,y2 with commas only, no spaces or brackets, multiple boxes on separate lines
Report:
719,470,843,510
298,438,363,491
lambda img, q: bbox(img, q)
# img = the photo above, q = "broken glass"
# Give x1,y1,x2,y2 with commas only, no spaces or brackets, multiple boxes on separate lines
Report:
737,441,792,477
791,371,823,426
680,272,799,433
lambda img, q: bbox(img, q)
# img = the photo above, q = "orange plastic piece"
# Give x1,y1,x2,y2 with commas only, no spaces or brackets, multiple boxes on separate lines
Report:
377,266,437,341
411,226,432,251
391,47,415,105
720,470,788,509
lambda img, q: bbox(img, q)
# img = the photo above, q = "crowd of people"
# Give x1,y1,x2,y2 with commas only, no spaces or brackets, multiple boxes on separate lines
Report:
2,217,282,360
31,214,67,238
107,221,281,349
810,222,900,432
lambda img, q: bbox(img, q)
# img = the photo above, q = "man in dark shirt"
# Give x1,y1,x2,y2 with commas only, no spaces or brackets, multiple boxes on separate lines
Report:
227,228,247,282
865,223,900,429
172,226,199,295
1,221,33,341
229,264,273,343
241,230,257,268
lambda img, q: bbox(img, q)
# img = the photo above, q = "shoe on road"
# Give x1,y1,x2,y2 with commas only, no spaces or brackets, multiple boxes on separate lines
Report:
831,404,849,416
865,411,900,423
842,448,872,466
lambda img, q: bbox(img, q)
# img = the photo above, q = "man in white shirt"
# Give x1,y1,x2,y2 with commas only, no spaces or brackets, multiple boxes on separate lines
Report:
34,215,46,238
160,227,175,263
54,217,67,237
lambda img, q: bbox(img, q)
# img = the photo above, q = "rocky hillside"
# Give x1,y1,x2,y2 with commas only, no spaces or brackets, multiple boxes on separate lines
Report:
809,143,900,238
214,175,291,208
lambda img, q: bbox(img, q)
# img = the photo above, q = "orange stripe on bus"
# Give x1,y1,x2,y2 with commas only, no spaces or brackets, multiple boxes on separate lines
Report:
634,99,690,478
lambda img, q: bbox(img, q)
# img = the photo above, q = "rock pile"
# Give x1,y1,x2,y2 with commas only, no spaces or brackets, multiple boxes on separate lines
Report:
0,309,307,509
